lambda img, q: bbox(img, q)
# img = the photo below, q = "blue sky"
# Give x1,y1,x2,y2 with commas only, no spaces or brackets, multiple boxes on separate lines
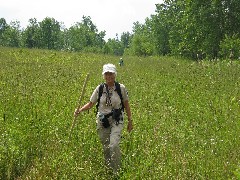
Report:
0,0,162,40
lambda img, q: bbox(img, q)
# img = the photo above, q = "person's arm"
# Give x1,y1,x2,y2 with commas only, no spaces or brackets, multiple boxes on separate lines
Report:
74,102,94,117
124,100,133,132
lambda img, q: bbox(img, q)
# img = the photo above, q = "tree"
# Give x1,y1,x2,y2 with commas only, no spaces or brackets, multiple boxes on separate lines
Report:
129,20,154,56
219,34,240,59
22,18,40,48
188,0,225,59
152,4,170,55
0,18,9,46
103,37,124,56
120,32,132,49
39,17,62,50
5,20,21,47
66,16,105,52
223,0,240,36
152,0,236,59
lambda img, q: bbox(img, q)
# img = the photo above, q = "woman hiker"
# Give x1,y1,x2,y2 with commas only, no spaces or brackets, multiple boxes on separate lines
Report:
74,63,133,174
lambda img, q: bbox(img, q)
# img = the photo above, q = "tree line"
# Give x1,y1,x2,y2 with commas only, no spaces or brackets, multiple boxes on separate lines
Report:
1,0,240,60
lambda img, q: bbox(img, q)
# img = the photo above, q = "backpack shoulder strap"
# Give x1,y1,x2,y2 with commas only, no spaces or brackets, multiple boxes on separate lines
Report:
115,82,124,111
96,83,104,113
96,82,125,113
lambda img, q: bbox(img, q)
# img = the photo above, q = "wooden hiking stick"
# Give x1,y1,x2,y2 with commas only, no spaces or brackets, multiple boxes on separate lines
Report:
69,73,90,137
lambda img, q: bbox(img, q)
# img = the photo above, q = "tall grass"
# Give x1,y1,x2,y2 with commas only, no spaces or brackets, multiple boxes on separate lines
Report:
0,47,240,179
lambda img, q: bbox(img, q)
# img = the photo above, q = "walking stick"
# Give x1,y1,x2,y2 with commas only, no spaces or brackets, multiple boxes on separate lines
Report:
69,73,90,138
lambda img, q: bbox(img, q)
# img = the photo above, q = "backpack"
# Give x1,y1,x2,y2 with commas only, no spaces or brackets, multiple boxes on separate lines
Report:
96,82,124,113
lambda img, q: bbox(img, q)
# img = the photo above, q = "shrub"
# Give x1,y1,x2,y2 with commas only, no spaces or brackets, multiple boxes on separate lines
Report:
219,34,240,59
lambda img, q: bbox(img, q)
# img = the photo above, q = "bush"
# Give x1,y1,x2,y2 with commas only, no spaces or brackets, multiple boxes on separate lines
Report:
219,34,240,59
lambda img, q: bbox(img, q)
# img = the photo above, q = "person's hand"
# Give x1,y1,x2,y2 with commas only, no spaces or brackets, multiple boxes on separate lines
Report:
74,108,81,117
127,120,133,132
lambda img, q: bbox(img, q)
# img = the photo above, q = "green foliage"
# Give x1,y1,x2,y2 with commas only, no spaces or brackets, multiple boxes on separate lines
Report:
0,16,106,53
21,18,41,48
104,38,124,56
128,21,155,56
120,32,132,49
234,166,240,179
219,34,240,59
151,0,240,59
0,47,240,179
0,19,21,47
38,17,63,50
2,0,240,59
66,16,105,52
151,7,170,55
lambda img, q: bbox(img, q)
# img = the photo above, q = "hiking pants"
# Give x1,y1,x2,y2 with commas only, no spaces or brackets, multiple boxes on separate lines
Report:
97,117,123,173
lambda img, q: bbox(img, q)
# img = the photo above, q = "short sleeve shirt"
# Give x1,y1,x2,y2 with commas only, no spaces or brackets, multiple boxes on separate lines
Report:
90,83,129,114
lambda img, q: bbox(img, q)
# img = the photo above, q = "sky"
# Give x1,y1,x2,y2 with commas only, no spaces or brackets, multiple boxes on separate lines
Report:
0,0,162,40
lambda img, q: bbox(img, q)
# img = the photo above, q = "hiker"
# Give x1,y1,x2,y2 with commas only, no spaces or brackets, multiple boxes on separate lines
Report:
119,58,124,66
229,49,234,60
74,63,133,173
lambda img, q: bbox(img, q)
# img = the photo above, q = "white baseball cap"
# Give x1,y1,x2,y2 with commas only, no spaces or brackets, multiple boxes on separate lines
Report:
102,63,117,75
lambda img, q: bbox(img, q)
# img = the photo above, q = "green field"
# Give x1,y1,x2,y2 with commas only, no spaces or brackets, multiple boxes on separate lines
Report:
0,47,240,179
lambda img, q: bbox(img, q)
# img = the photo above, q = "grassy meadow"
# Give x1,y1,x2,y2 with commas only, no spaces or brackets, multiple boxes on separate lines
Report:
0,47,240,179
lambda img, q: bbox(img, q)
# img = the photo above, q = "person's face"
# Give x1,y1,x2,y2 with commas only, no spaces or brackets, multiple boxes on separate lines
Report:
104,72,115,84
